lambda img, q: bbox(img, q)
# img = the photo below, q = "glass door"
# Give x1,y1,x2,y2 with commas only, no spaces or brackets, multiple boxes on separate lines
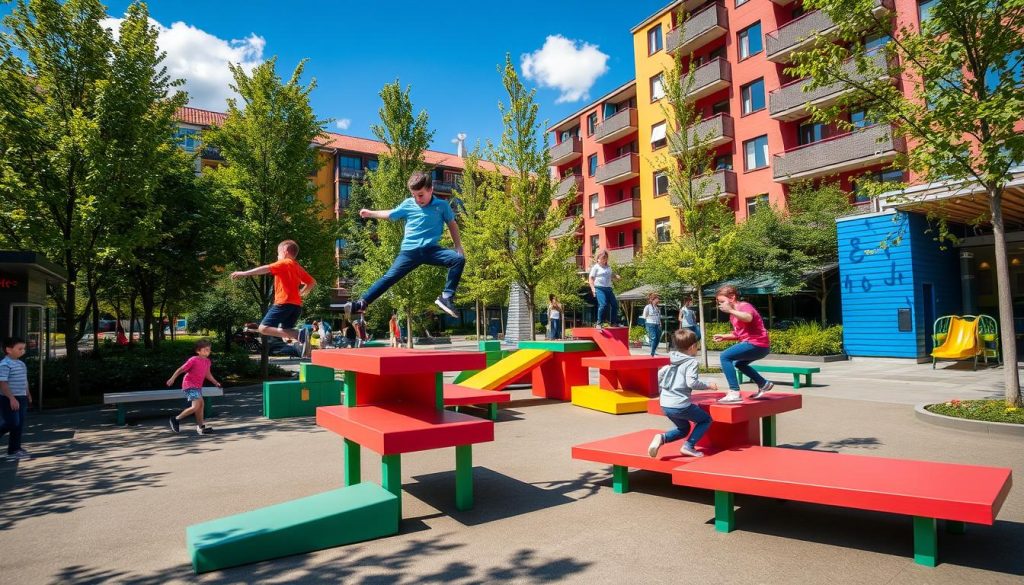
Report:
9,304,44,409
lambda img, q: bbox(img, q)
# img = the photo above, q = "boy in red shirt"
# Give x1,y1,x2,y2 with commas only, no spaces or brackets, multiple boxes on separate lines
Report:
231,240,316,347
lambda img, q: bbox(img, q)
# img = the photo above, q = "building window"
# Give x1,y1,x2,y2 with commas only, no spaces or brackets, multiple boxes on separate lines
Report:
736,0,749,6
740,78,765,115
711,99,730,116
366,159,379,171
744,135,769,171
918,0,938,22
850,110,872,129
175,127,199,152
590,194,599,217
714,154,733,170
864,32,891,51
617,141,637,157
746,194,769,216
650,73,666,101
651,122,668,150
631,185,641,199
654,171,669,196
590,235,600,256
737,22,763,60
587,112,598,136
588,154,598,176
853,169,904,203
648,24,663,55
337,183,351,209
617,232,626,247
340,155,361,170
984,49,1024,92
798,121,830,145
655,217,671,243
604,102,620,118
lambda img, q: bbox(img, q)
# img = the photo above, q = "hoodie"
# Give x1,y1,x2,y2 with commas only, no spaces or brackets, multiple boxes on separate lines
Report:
657,351,709,409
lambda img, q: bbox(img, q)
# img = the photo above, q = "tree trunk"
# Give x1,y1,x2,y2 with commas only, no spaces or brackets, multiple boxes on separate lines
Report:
91,292,101,354
128,292,137,348
697,287,709,369
475,300,481,338
820,273,829,326
156,299,167,347
527,287,537,341
767,295,774,329
140,286,155,349
63,276,81,403
224,325,232,353
989,190,1021,406
406,311,414,349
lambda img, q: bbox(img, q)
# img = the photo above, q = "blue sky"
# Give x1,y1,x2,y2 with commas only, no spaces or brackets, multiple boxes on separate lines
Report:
3,0,669,153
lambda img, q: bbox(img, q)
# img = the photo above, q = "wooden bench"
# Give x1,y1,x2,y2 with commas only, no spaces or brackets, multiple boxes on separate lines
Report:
672,446,1013,567
736,364,820,388
443,383,511,420
103,387,224,425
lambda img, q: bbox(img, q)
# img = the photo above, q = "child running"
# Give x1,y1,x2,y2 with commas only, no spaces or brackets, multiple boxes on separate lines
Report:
712,284,773,403
342,171,465,319
0,337,32,460
231,240,316,351
648,329,716,458
166,339,222,435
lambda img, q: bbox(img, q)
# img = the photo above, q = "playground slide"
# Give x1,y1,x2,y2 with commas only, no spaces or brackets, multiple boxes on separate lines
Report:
932,317,982,361
459,349,553,391
572,327,631,357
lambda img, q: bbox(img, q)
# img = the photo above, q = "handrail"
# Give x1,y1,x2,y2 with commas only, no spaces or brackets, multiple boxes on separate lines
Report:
776,123,888,155
765,9,824,42
601,198,639,210
667,2,721,33
600,151,638,165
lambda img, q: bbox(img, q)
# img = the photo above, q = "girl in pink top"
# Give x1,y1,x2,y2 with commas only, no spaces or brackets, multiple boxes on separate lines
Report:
166,339,221,435
711,285,773,403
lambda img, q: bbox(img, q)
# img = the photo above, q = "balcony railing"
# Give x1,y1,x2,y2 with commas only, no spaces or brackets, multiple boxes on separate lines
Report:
549,135,582,166
684,58,731,101
566,254,586,271
594,198,642,228
607,245,638,265
694,169,738,202
432,179,462,193
554,175,583,200
769,51,889,121
595,153,640,185
338,167,365,180
772,124,905,183
766,0,892,63
666,4,728,56
594,108,638,144
671,113,734,153
550,215,581,238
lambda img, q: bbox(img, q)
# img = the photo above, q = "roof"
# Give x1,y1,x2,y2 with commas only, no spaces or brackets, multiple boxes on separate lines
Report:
176,107,226,127
546,79,637,134
629,0,684,33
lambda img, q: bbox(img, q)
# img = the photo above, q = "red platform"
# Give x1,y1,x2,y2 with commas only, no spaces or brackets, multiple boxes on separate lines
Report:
583,355,669,397
646,391,802,422
317,403,494,455
572,429,721,475
442,384,511,406
312,348,484,375
572,327,630,356
671,446,1013,525
531,350,601,401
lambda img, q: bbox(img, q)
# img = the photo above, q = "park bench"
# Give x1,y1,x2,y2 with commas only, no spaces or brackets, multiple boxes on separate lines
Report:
103,387,223,425
671,446,1013,567
736,364,820,388
443,383,511,421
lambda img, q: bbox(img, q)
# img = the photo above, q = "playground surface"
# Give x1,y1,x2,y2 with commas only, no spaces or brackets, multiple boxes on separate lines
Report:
1,353,1021,584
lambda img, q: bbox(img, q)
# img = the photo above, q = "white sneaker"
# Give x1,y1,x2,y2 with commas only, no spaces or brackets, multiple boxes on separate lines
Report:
647,433,664,458
717,390,743,403
595,323,603,331
750,381,774,400
680,444,704,457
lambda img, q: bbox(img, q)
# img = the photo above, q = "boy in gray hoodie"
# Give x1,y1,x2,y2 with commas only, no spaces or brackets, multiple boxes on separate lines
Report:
648,329,716,458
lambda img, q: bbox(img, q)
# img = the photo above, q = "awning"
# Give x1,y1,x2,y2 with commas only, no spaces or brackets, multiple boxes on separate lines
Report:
702,263,838,296
650,122,667,144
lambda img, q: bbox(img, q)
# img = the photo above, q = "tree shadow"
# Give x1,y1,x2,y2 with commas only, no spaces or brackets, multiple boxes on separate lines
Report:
778,437,883,452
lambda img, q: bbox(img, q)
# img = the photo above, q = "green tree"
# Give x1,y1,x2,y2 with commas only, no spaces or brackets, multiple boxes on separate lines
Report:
188,279,258,352
790,0,1024,405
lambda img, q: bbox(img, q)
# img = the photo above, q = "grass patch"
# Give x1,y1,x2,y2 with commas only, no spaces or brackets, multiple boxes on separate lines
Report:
926,399,1024,424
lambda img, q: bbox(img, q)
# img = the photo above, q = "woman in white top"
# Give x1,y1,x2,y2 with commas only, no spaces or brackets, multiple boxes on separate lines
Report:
588,249,621,330
642,291,662,355
547,294,563,339
678,296,701,341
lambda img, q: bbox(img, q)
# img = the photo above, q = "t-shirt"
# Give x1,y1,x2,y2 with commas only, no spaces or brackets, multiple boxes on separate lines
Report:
389,196,455,251
0,356,28,396
181,355,212,390
268,258,314,306
642,303,661,323
548,305,561,320
679,306,696,327
731,301,770,348
589,264,613,288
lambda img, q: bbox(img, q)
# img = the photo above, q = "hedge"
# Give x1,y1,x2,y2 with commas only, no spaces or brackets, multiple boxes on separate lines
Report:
701,322,844,356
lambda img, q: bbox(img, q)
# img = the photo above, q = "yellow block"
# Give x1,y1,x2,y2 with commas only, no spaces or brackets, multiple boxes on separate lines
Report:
571,385,649,415
460,349,553,391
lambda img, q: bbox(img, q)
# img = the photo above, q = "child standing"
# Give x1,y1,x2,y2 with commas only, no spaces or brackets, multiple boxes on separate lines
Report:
588,249,621,330
389,314,401,347
231,240,316,350
547,294,563,340
642,292,662,356
648,329,716,458
712,284,773,404
678,297,700,342
166,339,222,435
0,337,32,461
343,172,465,319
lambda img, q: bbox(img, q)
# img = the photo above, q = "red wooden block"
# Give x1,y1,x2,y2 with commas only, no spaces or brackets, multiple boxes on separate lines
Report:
598,368,661,397
316,404,494,455
671,446,1013,525
312,348,485,375
646,392,803,423
351,371,437,408
532,350,600,400
572,429,722,475
443,384,511,406
572,327,630,356
581,356,669,370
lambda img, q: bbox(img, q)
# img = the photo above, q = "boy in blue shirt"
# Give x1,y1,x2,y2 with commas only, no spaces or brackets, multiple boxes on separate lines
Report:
0,337,31,460
343,171,465,319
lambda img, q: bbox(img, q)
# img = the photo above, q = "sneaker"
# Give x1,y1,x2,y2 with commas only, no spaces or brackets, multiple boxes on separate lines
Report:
680,444,704,458
196,425,212,435
6,449,31,461
434,295,458,318
169,416,180,433
750,381,775,400
717,390,743,404
595,323,604,331
342,299,367,321
647,433,664,458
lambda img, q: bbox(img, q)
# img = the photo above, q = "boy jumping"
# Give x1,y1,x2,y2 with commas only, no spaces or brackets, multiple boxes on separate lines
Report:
231,240,316,346
343,171,465,319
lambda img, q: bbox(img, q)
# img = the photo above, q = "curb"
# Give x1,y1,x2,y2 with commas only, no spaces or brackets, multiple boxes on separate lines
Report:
764,353,848,363
914,403,1024,437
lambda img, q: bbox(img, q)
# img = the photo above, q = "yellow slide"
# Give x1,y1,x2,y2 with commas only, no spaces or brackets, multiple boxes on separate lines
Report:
932,316,982,368
460,349,553,391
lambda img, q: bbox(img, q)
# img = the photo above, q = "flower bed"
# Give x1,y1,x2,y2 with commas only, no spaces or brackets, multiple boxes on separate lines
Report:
925,399,1024,425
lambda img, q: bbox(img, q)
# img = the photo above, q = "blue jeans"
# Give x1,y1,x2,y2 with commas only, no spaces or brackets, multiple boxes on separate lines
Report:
720,342,770,390
661,403,712,447
646,324,661,355
595,286,617,326
362,244,465,305
549,318,561,339
0,396,29,454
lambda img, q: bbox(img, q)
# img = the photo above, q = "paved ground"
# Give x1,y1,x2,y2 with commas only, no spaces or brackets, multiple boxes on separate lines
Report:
1,347,1021,584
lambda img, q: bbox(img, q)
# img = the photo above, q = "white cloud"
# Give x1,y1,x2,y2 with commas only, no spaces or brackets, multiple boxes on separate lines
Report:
521,35,609,104
102,16,265,111
335,118,352,131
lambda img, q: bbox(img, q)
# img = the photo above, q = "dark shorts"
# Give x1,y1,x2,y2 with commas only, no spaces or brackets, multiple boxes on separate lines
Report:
261,303,302,329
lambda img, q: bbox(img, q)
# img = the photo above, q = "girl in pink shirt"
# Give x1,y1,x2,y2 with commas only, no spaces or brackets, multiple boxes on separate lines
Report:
711,285,773,403
166,339,221,435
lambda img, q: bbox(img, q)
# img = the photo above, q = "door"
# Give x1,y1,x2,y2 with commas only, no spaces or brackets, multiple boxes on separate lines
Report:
9,304,45,408
922,284,936,355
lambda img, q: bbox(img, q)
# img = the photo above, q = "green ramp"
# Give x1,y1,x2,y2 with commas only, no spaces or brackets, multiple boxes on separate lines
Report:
187,482,399,573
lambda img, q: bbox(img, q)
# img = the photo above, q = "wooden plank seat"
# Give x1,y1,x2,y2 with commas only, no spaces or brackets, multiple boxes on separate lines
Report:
672,446,1013,567
443,383,511,420
103,387,223,425
736,364,821,388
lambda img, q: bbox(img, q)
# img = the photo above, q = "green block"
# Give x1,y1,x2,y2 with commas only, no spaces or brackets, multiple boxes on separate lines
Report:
313,380,344,407
453,369,478,384
612,465,629,494
715,491,735,533
913,516,938,567
300,363,336,383
263,380,318,419
517,340,598,352
186,482,399,574
478,340,501,352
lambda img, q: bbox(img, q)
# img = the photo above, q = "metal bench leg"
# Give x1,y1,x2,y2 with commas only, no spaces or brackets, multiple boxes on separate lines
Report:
344,439,361,486
761,415,777,447
792,374,801,389
117,404,126,426
456,444,473,511
488,403,498,421
715,491,735,533
913,516,938,567
805,374,812,386
382,454,402,520
203,398,213,418
737,371,746,385
612,465,629,493
946,520,965,534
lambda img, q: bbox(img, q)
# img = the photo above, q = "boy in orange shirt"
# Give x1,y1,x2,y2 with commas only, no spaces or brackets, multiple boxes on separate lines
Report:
231,240,316,346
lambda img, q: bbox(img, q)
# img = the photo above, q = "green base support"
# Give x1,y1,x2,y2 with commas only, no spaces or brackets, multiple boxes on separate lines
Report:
946,520,966,535
344,439,361,486
913,516,938,567
382,454,402,520
612,465,629,493
117,404,126,426
805,374,812,386
715,491,735,533
488,403,498,421
203,398,213,419
761,415,777,447
456,445,473,511
791,374,802,389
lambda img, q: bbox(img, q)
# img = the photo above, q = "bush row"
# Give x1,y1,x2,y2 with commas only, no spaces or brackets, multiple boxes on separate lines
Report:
699,322,844,356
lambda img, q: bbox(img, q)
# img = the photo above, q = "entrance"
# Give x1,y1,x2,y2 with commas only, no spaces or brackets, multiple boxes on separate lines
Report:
9,303,46,408
922,284,936,354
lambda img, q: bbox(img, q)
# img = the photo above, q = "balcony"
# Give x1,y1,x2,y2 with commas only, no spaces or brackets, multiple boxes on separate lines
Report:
607,245,639,265
769,51,889,121
667,4,728,56
594,108,638,144
684,58,731,101
771,0,798,4
338,167,365,180
772,124,905,183
595,153,640,186
671,113,734,154
594,199,642,228
549,135,582,166
567,254,586,272
432,179,461,194
551,216,582,238
693,169,738,203
553,175,582,200
766,0,892,63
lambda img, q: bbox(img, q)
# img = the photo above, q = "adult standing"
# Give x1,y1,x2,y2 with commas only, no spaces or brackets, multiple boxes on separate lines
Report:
588,249,621,331
642,292,662,356
678,297,700,342
547,294,564,340
711,285,773,403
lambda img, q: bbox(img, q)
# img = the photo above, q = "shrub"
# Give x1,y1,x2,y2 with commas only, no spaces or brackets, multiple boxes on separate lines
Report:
695,322,843,356
629,326,646,343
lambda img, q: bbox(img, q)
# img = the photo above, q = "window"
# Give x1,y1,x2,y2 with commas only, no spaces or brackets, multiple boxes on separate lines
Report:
736,0,749,6
918,0,938,23
985,49,1024,92
853,169,904,203
709,45,727,62
648,24,663,55
587,112,598,136
617,232,626,247
741,78,765,115
336,238,347,250
366,159,379,171
651,122,668,150
850,110,872,129
746,194,769,216
655,218,671,243
711,99,730,116
631,185,641,199
743,135,769,170
864,32,891,51
175,127,199,152
654,171,669,196
737,22,763,60
340,155,361,170
650,73,666,101
337,183,351,209
588,154,598,177
632,228,641,246
798,121,829,145
617,141,637,157
590,235,600,256
589,194,599,217
604,102,620,118
714,154,734,170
